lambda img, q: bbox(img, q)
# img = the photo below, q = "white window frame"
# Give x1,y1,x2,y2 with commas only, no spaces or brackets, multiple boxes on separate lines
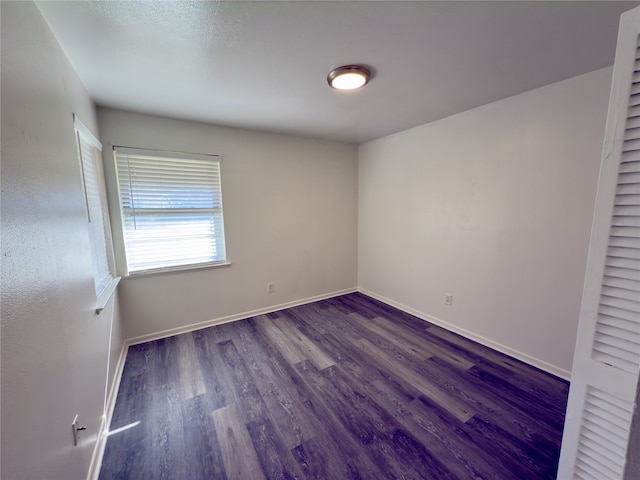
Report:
112,146,229,276
74,115,120,312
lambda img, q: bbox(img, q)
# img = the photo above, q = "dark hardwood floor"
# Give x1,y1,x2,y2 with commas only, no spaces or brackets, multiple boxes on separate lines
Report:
99,293,569,480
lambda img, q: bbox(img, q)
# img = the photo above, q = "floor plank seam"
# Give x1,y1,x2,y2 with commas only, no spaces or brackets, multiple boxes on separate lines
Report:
100,293,568,480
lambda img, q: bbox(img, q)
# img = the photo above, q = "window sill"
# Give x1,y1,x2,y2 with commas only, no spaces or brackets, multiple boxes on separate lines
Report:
126,260,232,278
95,276,121,314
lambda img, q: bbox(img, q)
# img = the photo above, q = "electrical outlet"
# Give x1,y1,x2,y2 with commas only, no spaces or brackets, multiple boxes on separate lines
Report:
267,282,274,293
444,294,453,306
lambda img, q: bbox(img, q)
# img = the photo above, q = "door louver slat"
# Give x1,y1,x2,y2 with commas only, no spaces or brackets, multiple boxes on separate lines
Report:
614,194,640,206
592,342,638,367
608,236,640,249
617,171,640,183
611,215,640,229
597,304,638,327
611,216,640,227
607,245,640,260
558,19,640,479
609,224,640,237
618,161,640,173
599,294,640,313
597,313,639,333
627,115,640,129
574,387,634,480
602,274,640,292
621,150,640,162
590,33,640,375
604,255,640,270
603,265,640,282
601,285,639,303
593,333,639,357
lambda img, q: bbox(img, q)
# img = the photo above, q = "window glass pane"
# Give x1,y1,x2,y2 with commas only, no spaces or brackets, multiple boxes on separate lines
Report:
114,148,227,274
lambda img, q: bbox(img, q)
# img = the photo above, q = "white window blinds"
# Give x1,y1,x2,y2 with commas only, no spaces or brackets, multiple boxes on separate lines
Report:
113,147,227,275
75,116,115,298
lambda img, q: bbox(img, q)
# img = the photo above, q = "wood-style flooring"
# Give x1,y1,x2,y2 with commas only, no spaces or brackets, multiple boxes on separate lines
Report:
99,293,569,480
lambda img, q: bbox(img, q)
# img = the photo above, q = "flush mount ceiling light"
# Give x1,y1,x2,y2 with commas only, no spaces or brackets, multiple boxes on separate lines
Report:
327,64,371,91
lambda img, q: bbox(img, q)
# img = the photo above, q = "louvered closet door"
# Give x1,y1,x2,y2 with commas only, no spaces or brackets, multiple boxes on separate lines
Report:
557,6,640,480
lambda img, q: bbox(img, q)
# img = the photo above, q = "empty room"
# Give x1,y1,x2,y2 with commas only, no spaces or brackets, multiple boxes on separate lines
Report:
2,1,639,479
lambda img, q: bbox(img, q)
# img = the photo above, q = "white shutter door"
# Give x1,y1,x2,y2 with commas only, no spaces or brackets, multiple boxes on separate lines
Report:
558,7,640,480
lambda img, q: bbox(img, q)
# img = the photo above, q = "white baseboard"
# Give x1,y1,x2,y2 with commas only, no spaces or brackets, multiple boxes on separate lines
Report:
126,287,357,346
358,287,571,381
87,284,569,479
86,415,107,480
104,342,129,429
86,287,357,478
86,341,130,480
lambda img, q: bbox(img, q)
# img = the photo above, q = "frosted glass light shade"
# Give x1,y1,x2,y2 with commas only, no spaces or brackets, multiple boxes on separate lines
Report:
327,65,371,91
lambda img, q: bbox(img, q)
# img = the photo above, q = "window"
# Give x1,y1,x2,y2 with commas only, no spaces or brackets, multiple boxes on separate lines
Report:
113,147,227,275
74,115,118,308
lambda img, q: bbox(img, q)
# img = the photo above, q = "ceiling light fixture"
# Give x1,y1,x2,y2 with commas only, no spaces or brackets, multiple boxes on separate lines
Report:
327,64,371,91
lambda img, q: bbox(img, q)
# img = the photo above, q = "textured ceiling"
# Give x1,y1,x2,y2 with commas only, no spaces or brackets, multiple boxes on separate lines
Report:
36,1,639,144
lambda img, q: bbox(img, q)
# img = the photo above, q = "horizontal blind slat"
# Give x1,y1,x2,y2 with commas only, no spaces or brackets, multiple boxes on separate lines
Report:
115,147,227,273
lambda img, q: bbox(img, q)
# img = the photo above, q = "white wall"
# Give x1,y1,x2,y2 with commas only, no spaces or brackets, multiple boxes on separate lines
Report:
358,68,613,377
1,2,124,479
97,108,358,340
